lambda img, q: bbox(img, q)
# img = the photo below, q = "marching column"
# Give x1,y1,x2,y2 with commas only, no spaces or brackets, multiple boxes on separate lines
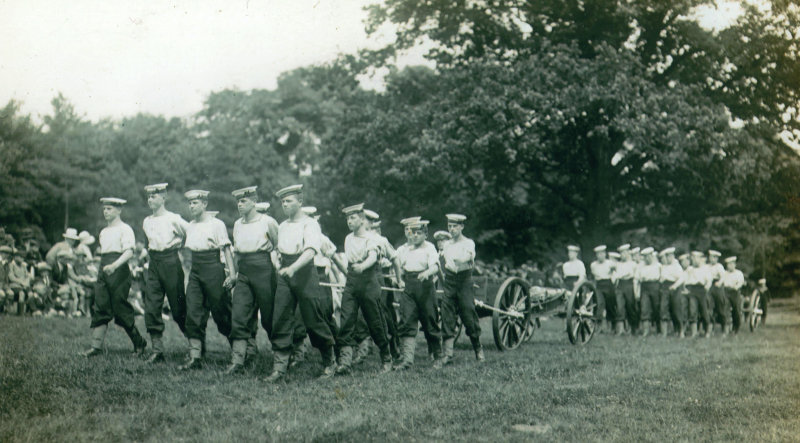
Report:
81,197,147,358
141,183,190,363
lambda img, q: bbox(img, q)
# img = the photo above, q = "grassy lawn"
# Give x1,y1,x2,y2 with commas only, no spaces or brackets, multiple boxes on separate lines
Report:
1,298,798,442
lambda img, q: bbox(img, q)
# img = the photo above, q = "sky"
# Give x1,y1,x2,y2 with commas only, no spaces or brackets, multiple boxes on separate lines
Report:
0,0,754,122
1,0,415,121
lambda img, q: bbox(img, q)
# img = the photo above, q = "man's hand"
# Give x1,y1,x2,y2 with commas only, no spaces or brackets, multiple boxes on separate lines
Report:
102,264,116,275
418,270,433,281
279,266,296,279
223,274,237,290
351,263,364,274
396,279,406,289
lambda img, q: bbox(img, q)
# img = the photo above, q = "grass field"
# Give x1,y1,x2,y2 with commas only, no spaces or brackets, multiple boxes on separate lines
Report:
1,298,799,442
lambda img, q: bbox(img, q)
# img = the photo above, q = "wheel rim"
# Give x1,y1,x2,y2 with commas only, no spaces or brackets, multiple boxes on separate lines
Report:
566,283,598,345
492,277,531,351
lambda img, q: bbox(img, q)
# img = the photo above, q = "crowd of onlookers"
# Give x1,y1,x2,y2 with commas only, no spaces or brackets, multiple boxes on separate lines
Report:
0,225,148,318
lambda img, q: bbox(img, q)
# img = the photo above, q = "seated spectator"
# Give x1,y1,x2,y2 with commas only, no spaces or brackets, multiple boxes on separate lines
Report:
50,249,77,316
28,262,53,316
0,245,11,313
23,238,43,266
7,248,34,315
69,248,98,315
45,228,80,269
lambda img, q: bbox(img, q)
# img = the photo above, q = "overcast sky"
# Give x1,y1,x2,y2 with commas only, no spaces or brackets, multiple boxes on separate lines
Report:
2,0,747,122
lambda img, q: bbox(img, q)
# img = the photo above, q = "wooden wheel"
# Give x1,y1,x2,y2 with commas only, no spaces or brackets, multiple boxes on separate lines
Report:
522,317,539,342
565,282,599,345
492,277,532,351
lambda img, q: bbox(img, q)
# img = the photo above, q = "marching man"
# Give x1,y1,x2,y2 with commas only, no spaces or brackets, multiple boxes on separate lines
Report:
720,256,745,335
141,183,190,364
180,190,236,370
225,186,279,374
440,214,483,365
81,197,148,358
636,247,661,337
269,184,339,381
590,245,614,333
334,203,393,375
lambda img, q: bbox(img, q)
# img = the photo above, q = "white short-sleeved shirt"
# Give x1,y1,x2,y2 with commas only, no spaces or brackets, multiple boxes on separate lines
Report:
98,222,136,254
442,236,476,273
614,260,637,280
660,262,684,282
143,211,189,251
396,241,439,273
721,269,745,289
590,260,615,280
313,235,336,268
374,234,396,262
185,217,231,252
277,215,322,256
233,214,279,253
708,263,725,281
562,259,586,279
685,265,712,286
636,262,661,282
344,233,379,265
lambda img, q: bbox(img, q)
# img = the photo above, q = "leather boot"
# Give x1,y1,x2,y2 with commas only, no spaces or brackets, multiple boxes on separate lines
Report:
393,337,416,370
179,338,203,370
335,346,353,375
146,334,165,364
441,338,454,366
704,323,713,338
289,340,307,369
352,338,372,365
319,346,337,379
224,340,247,375
470,337,485,362
689,323,698,338
127,327,147,357
264,350,291,383
245,337,258,365
379,350,393,374
660,321,669,338
614,321,625,336
81,324,108,357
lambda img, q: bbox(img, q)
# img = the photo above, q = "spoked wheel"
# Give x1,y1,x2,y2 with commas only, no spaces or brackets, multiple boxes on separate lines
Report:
522,317,539,342
749,291,762,332
492,277,532,351
565,282,599,345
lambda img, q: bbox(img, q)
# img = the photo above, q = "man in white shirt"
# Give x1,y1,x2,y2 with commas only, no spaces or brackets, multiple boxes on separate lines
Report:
590,245,615,333
707,250,726,332
721,256,745,335
141,183,190,364
613,244,638,335
660,248,685,337
81,198,147,358
636,247,661,337
684,251,713,338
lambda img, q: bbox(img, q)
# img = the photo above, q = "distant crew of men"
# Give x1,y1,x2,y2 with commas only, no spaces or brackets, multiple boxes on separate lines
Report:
0,184,773,382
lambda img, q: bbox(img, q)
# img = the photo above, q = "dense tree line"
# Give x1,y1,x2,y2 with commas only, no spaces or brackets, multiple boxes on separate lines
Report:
1,0,798,293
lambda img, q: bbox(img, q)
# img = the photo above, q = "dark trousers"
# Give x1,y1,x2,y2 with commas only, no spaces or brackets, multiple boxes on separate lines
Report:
231,252,276,341
337,267,389,353
686,285,710,327
723,288,742,331
144,249,186,335
616,279,638,328
397,273,441,354
711,286,726,325
664,283,686,329
639,281,661,323
271,254,337,353
90,253,145,346
185,251,232,341
441,270,481,340
596,279,615,323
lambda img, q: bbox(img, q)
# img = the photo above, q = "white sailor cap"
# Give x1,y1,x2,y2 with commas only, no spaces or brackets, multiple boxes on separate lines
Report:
631,246,641,254
301,206,317,216
446,214,467,223
691,250,704,257
641,247,654,255
364,209,380,221
405,219,429,229
100,197,127,206
342,203,365,216
232,186,258,199
567,245,580,252
255,202,271,213
400,216,422,226
679,253,690,260
275,184,303,199
724,256,737,263
608,252,621,259
709,250,721,257
618,244,631,252
144,183,168,194
758,278,766,285
184,190,209,200
594,245,607,253
660,247,676,255
433,231,452,241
